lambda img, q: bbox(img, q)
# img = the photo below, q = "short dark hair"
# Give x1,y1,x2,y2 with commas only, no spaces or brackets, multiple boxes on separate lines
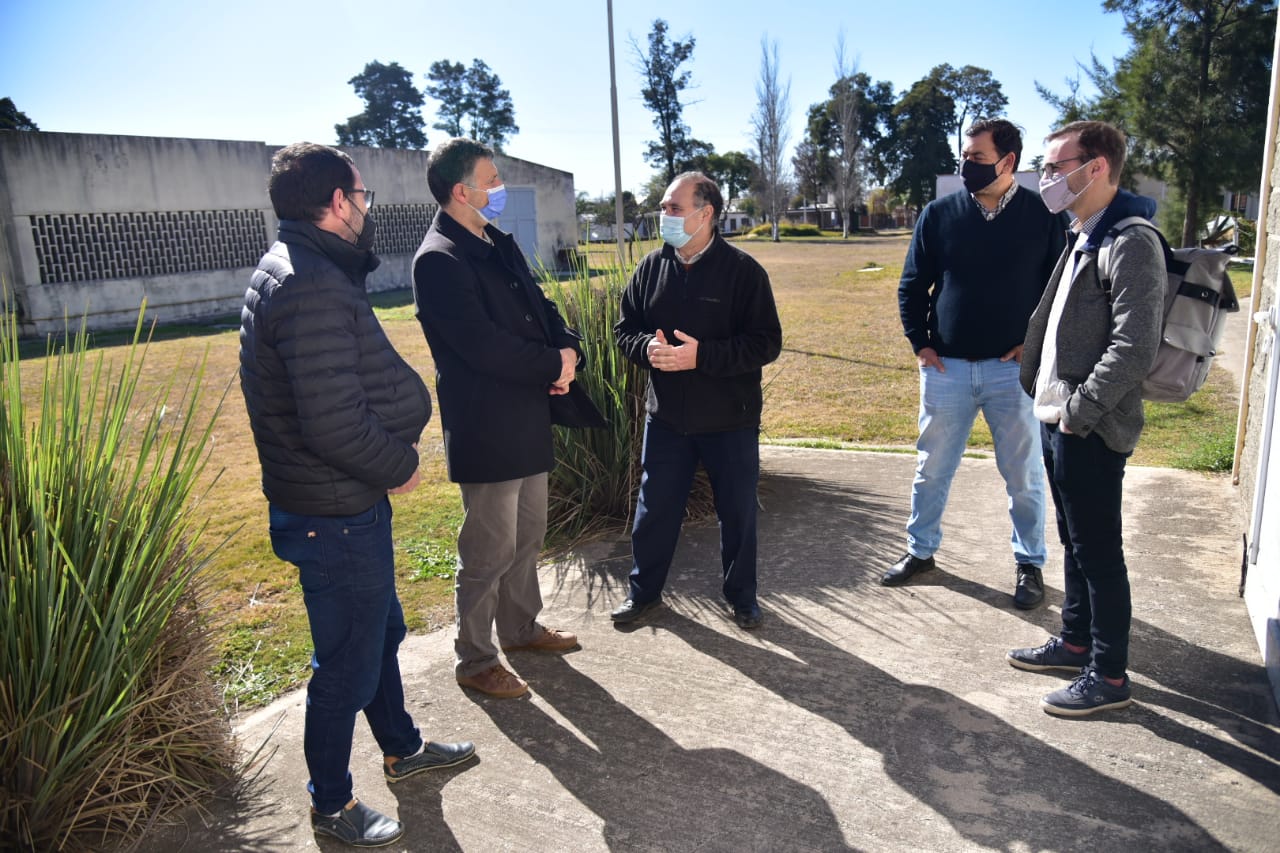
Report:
427,138,495,205
966,118,1023,170
1046,121,1127,185
268,142,355,222
673,171,724,224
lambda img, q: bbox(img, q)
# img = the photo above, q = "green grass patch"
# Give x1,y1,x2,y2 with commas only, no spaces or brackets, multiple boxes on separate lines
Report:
8,236,1244,726
404,537,459,581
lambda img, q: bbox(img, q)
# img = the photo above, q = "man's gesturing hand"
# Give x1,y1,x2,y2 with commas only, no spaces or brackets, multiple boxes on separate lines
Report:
647,329,699,372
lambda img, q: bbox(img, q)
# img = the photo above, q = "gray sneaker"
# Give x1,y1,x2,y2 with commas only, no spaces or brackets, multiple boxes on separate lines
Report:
1007,636,1090,672
1042,668,1132,717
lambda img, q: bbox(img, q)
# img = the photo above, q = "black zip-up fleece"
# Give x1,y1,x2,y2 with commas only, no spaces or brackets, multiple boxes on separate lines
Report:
615,233,782,434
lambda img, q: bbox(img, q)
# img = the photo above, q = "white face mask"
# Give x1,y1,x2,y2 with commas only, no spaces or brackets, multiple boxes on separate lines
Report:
1038,159,1094,214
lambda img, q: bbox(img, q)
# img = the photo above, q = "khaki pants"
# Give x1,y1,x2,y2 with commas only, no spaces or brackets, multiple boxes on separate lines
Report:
454,473,548,676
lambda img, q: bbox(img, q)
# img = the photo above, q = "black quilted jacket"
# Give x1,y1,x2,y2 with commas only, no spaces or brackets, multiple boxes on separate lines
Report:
240,220,432,515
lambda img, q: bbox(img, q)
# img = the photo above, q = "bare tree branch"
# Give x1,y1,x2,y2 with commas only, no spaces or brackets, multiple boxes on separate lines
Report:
751,37,791,242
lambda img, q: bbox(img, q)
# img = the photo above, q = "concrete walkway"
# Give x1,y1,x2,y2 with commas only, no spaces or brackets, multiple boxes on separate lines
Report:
138,444,1279,853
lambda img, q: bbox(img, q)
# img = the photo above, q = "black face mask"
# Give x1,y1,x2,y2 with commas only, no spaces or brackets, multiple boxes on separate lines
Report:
960,158,1001,194
354,212,377,252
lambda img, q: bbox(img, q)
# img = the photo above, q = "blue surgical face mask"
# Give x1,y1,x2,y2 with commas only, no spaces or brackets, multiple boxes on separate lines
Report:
466,183,507,220
660,208,705,249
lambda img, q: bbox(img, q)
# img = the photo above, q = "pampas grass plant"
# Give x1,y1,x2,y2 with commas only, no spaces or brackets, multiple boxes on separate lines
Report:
542,253,713,544
0,305,236,850
543,259,647,542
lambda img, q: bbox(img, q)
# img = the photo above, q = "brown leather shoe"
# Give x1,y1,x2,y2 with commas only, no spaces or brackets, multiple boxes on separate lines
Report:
501,627,579,653
456,664,528,699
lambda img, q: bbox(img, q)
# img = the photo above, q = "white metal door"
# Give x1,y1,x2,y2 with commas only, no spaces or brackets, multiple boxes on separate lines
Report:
496,187,539,269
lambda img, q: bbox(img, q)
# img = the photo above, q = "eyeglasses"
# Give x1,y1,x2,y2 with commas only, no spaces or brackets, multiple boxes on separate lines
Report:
1039,157,1087,179
346,188,375,209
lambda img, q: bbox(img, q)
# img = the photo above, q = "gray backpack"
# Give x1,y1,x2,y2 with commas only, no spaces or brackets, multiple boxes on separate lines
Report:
1098,216,1241,403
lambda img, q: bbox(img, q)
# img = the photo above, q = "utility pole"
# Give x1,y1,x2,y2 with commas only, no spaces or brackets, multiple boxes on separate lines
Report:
607,0,626,265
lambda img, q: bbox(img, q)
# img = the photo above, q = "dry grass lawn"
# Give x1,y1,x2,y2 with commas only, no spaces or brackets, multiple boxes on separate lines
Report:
11,231,1240,706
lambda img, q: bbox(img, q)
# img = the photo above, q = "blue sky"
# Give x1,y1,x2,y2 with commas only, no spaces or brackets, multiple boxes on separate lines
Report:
2,1,1133,198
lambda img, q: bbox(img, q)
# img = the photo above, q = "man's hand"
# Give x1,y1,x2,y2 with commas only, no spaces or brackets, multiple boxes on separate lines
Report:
550,347,576,395
1000,344,1024,363
648,328,699,372
388,444,421,494
917,346,945,372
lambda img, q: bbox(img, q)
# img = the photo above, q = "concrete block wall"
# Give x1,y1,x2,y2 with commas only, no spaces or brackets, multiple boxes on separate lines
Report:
0,132,575,337
1239,140,1280,520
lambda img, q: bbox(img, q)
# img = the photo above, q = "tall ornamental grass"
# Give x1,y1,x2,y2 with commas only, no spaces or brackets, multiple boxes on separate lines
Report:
0,306,236,850
543,260,647,542
542,255,713,544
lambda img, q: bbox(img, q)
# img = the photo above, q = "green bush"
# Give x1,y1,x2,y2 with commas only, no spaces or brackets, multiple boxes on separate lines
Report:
1235,217,1257,254
1,307,236,848
747,222,823,238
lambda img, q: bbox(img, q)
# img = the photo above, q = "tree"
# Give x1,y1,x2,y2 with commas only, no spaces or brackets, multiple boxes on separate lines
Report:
751,37,792,242
693,151,757,203
1103,0,1274,246
932,64,1008,160
334,61,427,149
1035,66,1114,126
883,75,956,210
792,138,829,207
424,61,470,137
424,59,519,149
465,60,519,149
1,97,38,131
828,34,864,238
804,70,896,199
634,19,703,184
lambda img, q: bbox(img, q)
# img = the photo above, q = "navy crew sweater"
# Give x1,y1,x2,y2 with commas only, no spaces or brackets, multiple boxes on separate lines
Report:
898,187,1068,359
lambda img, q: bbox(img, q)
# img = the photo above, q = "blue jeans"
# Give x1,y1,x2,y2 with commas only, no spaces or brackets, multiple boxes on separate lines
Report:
908,357,1046,566
1042,423,1132,678
628,417,760,608
268,496,422,815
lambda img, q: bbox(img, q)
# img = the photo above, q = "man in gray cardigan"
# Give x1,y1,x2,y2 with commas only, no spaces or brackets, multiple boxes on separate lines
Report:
1007,121,1165,716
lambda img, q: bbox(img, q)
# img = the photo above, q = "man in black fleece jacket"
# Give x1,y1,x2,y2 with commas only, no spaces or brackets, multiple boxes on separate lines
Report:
241,143,474,848
612,172,782,629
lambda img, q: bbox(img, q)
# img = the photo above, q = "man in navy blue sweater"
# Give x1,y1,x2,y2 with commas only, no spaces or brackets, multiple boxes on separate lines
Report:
887,119,1068,608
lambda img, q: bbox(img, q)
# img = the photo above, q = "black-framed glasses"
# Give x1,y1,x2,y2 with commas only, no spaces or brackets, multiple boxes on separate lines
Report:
1039,157,1086,179
346,188,375,209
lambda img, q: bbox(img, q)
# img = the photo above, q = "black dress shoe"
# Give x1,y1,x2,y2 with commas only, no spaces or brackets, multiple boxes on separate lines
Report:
1013,563,1045,610
881,553,936,586
311,799,404,847
733,602,763,629
610,597,661,623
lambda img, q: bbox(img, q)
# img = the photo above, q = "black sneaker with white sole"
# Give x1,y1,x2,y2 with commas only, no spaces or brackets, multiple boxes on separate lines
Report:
1042,668,1132,717
1007,636,1090,672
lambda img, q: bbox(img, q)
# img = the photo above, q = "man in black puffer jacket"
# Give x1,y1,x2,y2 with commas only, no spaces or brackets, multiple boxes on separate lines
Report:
240,143,475,849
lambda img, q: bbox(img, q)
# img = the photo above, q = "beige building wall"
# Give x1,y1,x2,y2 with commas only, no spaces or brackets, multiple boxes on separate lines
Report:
0,132,576,336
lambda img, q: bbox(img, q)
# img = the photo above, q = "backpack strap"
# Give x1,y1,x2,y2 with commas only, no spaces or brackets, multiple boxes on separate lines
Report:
1096,216,1170,304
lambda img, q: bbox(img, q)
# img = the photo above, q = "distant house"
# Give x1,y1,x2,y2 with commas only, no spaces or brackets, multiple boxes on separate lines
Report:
721,202,755,234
